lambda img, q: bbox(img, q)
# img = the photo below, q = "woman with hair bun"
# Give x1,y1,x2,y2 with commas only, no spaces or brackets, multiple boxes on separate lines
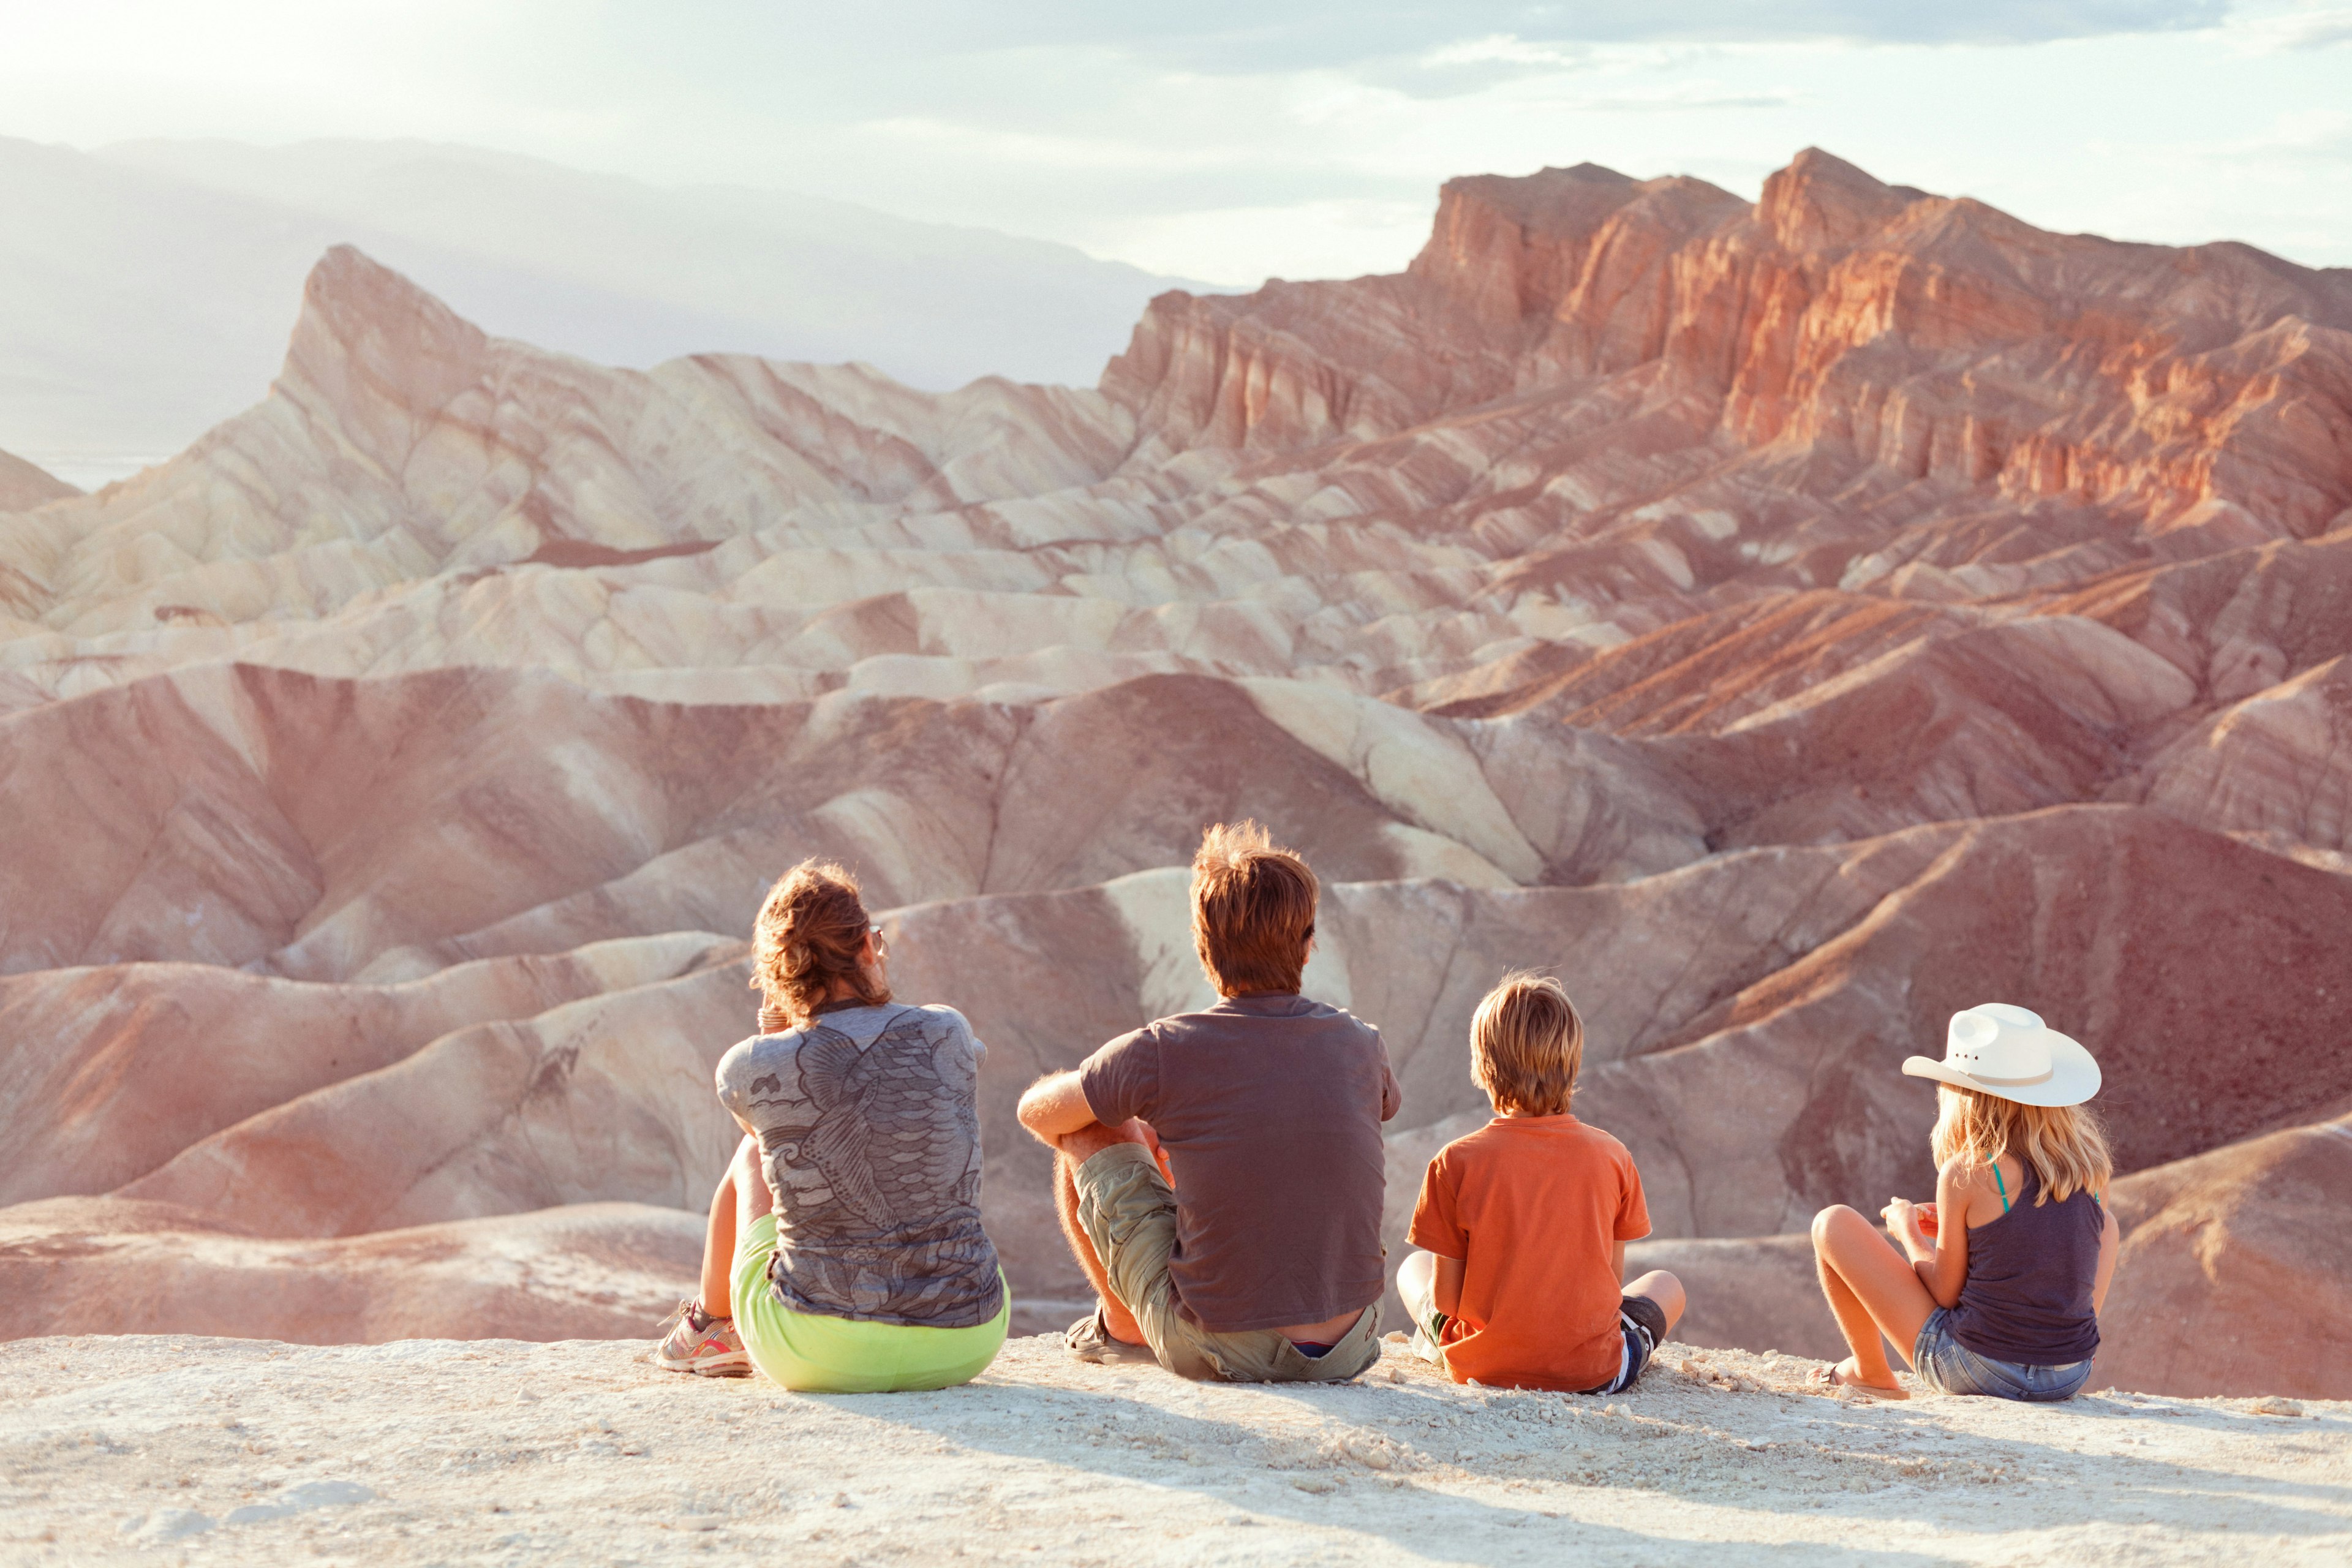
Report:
651,859,1008,1391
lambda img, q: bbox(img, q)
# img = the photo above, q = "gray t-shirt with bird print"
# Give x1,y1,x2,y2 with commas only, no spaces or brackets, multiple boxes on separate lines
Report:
715,1000,1003,1329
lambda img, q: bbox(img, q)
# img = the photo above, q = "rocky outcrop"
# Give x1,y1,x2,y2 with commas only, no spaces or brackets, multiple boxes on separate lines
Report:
2100,1110,2352,1398
0,1199,699,1343
4,151,2351,1394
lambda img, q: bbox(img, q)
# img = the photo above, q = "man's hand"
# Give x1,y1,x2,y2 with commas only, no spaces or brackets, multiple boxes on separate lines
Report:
1057,1118,1154,1162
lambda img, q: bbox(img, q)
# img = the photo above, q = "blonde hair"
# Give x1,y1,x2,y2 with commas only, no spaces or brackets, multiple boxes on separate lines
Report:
751,859,889,1029
1191,821,1318,997
1470,972,1585,1117
1931,1085,2111,1204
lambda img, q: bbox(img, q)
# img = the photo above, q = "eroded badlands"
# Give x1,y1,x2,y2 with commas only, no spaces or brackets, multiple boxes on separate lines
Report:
2,148,2350,1397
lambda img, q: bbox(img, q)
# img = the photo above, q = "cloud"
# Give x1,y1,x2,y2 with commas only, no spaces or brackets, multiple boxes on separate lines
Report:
825,1,2230,72
2234,6,2352,51
2162,108,2352,162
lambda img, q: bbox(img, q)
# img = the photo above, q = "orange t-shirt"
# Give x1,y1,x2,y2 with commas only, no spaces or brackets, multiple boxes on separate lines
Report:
1406,1114,1651,1392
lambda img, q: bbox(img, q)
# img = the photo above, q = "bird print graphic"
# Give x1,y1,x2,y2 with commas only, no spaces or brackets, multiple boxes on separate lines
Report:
728,1006,1000,1327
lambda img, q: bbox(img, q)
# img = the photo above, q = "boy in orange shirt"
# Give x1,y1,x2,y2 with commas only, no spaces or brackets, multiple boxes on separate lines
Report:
1400,973,1686,1393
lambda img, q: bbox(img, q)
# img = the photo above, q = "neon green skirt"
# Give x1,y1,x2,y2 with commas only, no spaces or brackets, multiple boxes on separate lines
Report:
730,1214,1008,1393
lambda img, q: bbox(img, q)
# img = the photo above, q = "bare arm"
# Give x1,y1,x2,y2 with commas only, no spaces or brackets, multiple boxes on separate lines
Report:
1432,1253,1466,1319
1379,1061,1402,1123
1016,1071,1099,1146
1887,1163,1971,1310
2092,1188,2120,1314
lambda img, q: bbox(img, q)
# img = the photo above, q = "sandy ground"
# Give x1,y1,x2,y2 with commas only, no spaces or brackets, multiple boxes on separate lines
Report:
1,1334,2344,1567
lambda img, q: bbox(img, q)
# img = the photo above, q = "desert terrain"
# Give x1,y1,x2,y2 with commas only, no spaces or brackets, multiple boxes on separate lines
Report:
2,1333,2345,1566
3,146,2351,1401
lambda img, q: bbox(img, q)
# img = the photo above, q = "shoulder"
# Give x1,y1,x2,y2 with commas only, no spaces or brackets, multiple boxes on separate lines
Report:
1080,1022,1161,1086
903,1003,977,1038
718,1031,770,1069
717,1030,794,1091
1308,999,1380,1039
1258,998,1384,1052
1094,1016,1163,1050
1584,1122,1639,1166
1936,1156,1991,1187
913,1003,987,1063
1537,1115,1629,1158
1432,1118,1510,1169
1106,1016,1175,1053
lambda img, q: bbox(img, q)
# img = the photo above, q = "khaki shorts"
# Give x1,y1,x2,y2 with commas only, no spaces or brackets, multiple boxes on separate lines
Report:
1072,1142,1380,1384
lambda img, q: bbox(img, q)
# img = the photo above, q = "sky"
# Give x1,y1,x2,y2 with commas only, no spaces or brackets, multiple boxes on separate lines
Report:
1,1,2348,284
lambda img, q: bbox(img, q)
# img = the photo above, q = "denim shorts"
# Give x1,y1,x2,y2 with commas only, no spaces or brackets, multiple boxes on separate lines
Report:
1914,1308,2092,1401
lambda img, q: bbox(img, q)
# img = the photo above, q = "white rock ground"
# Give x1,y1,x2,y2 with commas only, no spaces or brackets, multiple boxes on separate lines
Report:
2,1335,2345,1567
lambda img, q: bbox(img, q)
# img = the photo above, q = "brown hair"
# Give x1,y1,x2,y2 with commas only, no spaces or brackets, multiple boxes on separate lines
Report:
1931,1085,2112,1205
752,859,889,1029
1191,821,1318,997
1470,972,1585,1117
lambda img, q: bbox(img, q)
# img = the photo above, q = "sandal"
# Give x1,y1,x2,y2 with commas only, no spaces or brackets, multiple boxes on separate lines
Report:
1063,1308,1159,1366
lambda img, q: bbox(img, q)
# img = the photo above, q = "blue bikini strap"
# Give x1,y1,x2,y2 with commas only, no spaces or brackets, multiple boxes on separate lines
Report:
1993,1162,2010,1213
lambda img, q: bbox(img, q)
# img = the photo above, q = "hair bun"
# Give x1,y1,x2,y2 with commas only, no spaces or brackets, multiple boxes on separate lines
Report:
751,860,890,1027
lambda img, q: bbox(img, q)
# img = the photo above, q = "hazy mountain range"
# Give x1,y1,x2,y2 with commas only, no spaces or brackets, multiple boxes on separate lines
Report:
0,136,1210,488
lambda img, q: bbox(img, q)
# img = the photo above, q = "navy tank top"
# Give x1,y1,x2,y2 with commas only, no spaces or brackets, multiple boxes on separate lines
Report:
1947,1159,2103,1366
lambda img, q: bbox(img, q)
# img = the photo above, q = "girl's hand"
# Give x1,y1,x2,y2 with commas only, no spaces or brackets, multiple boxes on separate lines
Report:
1915,1202,1939,1237
1882,1197,1929,1256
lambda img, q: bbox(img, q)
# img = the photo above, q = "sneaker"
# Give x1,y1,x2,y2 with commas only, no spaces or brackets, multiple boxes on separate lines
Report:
1063,1308,1158,1366
1406,1311,1450,1370
650,1299,751,1376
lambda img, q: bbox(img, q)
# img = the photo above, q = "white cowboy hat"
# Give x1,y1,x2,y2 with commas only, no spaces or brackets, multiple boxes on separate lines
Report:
1902,1003,2101,1107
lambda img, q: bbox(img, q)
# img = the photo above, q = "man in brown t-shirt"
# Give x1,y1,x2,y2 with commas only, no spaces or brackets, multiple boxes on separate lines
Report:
1016,821,1401,1382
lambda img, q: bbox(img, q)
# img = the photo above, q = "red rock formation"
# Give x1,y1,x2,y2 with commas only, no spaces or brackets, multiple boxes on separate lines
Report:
4,150,2350,1394
2099,1110,2352,1398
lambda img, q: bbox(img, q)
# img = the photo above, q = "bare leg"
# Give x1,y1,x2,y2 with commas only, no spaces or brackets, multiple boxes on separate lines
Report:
1624,1268,1686,1334
1055,1148,1146,1344
1054,1123,1152,1344
698,1134,757,1317
1810,1204,1935,1395
1396,1250,1439,1330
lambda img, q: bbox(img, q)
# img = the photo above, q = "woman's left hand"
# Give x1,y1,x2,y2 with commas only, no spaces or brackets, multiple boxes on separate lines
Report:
1882,1197,1923,1240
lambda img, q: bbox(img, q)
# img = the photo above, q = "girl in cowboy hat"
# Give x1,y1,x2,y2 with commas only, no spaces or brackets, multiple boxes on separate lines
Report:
1809,1003,2119,1400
